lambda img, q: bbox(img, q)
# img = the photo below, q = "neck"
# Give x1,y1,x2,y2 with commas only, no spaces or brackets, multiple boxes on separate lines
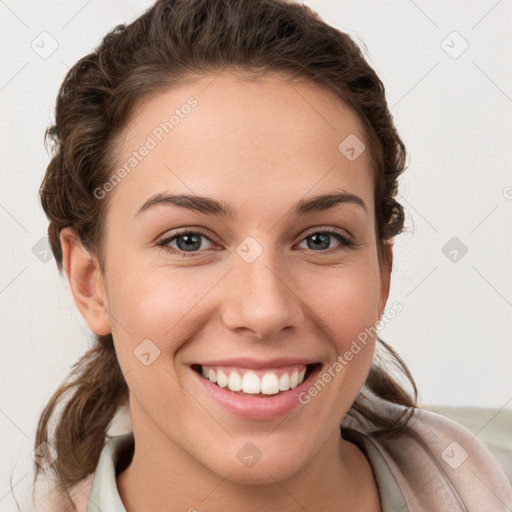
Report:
116,402,381,512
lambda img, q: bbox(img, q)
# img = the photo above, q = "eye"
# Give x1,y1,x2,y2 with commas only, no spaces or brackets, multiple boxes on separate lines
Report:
296,228,355,252
157,226,356,257
157,229,216,255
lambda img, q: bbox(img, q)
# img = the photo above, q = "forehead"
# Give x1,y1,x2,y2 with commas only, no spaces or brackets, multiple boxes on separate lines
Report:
107,71,374,219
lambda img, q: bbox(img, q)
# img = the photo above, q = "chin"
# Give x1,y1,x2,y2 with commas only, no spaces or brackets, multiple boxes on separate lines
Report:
201,443,312,485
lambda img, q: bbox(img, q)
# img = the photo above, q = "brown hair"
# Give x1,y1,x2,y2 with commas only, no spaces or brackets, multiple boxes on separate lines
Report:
30,0,416,509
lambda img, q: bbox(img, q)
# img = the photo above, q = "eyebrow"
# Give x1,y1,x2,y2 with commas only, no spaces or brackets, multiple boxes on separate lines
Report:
135,189,367,219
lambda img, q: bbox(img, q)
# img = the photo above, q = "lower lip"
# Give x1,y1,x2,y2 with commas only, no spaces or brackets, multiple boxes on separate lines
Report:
192,365,322,420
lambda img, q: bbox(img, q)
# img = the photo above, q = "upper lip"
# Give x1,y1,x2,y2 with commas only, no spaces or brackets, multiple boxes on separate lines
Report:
192,357,321,369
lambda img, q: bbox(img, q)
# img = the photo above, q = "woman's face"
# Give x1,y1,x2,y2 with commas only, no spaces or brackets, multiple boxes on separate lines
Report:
89,72,390,483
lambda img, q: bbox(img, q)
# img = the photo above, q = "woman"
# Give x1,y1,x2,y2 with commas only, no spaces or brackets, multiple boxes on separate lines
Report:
30,0,511,510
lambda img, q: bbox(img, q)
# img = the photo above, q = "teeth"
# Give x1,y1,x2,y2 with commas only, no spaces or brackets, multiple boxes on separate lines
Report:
290,370,299,388
278,372,290,391
216,370,228,388
227,371,242,391
261,373,279,395
201,365,309,394
242,372,260,394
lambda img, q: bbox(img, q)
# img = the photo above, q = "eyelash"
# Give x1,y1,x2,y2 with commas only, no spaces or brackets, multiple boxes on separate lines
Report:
157,227,356,257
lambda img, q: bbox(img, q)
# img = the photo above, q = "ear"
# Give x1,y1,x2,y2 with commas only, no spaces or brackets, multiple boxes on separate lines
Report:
59,227,111,336
377,239,393,320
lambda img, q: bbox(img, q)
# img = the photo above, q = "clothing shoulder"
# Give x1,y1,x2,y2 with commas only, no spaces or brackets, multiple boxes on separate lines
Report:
349,401,512,511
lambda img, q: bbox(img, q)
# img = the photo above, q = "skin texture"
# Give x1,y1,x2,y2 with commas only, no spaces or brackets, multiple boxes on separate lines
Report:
60,71,391,511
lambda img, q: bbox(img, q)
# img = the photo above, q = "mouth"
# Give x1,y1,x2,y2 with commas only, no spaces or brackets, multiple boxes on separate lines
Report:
191,362,322,397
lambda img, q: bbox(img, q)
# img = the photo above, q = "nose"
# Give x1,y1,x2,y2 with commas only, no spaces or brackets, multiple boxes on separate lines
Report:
221,247,304,339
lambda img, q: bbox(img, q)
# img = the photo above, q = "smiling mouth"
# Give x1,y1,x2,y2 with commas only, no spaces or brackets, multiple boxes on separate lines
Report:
191,363,321,397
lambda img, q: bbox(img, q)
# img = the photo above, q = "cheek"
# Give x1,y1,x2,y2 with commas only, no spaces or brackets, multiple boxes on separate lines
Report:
303,258,382,346
106,255,196,333
106,267,195,417
106,262,219,373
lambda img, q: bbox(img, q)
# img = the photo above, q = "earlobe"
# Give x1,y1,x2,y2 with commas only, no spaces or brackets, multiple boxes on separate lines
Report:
59,227,111,336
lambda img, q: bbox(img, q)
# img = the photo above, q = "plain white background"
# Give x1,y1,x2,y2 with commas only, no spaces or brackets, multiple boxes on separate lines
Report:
1,0,511,510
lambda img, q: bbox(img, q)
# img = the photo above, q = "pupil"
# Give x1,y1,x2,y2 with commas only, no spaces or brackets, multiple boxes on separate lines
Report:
178,234,201,251
308,233,329,250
